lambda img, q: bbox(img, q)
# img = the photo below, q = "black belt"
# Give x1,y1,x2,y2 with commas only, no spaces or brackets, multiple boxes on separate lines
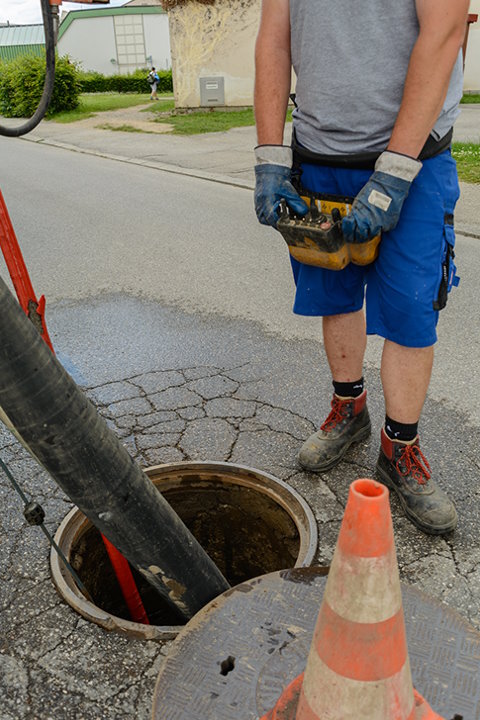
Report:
292,127,453,171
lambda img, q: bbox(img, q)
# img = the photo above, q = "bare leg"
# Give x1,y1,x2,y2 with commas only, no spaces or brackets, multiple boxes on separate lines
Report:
381,339,434,423
323,310,366,382
298,310,370,472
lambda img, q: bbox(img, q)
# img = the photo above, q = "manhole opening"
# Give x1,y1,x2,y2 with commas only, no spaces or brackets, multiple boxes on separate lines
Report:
70,483,302,627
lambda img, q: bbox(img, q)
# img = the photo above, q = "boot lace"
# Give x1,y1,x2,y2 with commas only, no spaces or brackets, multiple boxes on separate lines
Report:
321,397,349,432
396,443,431,485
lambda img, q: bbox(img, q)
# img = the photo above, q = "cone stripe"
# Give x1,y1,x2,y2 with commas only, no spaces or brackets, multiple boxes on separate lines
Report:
259,479,444,720
299,652,415,720
324,547,402,623
314,602,408,681
260,673,304,720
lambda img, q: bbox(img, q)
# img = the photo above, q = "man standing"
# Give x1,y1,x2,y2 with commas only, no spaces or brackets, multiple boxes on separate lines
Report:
254,0,469,535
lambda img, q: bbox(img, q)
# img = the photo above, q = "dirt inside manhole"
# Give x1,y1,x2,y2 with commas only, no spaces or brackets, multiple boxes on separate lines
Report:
70,483,301,627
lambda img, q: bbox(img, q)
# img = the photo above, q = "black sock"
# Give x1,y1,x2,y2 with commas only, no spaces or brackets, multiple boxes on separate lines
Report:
333,377,364,398
384,415,418,442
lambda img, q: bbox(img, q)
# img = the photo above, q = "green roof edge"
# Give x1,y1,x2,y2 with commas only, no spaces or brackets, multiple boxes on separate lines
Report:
58,6,166,41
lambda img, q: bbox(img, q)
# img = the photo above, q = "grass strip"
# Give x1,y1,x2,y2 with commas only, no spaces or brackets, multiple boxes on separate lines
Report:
154,107,293,134
95,123,157,134
141,99,175,113
452,142,480,183
154,107,256,134
460,94,480,104
51,93,172,123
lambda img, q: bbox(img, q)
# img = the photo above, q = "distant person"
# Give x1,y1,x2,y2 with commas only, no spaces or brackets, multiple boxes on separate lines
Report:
254,0,468,536
147,67,160,101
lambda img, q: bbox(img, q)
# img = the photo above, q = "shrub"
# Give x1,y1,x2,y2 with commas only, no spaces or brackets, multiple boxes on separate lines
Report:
75,70,106,93
0,53,80,118
0,61,16,117
77,68,173,94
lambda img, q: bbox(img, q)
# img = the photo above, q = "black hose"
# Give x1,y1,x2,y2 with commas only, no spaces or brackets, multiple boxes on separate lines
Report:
0,0,56,137
0,276,230,619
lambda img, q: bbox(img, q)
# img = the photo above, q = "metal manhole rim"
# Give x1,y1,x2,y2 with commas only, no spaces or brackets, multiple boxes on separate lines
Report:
50,461,319,641
145,460,319,566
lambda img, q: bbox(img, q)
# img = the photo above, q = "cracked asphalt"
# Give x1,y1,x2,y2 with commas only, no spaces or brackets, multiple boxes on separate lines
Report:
1,295,479,719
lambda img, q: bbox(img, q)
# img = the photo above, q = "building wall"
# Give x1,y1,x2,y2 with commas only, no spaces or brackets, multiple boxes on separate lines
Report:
144,14,171,70
0,44,44,62
168,0,260,108
0,23,45,62
58,16,116,75
168,0,479,109
57,9,170,76
464,2,480,91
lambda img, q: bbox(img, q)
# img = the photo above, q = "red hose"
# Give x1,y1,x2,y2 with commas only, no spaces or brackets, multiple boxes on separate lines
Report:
102,536,150,624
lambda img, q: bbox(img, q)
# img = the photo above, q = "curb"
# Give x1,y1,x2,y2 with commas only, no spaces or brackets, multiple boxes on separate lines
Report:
456,225,480,239
21,135,256,192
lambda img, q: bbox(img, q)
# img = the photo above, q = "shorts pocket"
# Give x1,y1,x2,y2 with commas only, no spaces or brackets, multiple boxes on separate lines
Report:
433,213,460,311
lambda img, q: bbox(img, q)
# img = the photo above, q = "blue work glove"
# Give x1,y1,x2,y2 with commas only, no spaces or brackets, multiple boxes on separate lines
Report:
254,145,309,227
342,151,422,243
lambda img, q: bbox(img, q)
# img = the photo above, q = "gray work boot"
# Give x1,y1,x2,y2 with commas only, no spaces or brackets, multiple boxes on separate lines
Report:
298,390,371,472
376,429,458,535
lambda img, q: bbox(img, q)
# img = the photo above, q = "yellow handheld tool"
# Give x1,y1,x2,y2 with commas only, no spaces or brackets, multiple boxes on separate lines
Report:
276,193,381,270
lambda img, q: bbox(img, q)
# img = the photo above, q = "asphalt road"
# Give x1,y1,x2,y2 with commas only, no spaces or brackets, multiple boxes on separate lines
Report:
1,134,480,719
1,135,479,424
1,135,295,325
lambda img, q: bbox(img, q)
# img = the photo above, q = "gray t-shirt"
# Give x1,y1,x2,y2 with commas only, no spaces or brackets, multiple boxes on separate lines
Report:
290,0,463,155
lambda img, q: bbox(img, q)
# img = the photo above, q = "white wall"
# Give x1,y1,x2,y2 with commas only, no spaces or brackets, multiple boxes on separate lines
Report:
464,2,480,91
58,16,117,76
58,13,170,76
144,14,171,70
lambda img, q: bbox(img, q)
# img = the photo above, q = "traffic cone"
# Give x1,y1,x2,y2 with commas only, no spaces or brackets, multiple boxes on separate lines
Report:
260,478,445,720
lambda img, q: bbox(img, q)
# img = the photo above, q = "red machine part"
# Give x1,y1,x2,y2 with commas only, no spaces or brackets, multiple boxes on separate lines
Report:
0,191,54,352
0,190,149,625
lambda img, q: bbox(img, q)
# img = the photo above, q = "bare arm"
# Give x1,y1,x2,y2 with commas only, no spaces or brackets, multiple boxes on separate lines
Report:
388,0,469,158
254,0,291,145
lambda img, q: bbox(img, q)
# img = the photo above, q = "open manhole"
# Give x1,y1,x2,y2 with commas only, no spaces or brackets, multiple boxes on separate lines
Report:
51,462,318,640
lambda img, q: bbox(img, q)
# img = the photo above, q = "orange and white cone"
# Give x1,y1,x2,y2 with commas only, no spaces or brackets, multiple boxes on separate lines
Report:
260,478,445,720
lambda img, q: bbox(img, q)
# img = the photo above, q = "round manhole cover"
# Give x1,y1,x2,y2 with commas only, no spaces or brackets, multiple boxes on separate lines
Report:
152,568,480,720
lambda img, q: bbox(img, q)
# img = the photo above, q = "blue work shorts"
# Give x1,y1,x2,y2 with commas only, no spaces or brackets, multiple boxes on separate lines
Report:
290,150,460,348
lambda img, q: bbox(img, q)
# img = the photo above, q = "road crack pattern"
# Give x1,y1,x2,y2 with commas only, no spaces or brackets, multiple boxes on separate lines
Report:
1,361,479,718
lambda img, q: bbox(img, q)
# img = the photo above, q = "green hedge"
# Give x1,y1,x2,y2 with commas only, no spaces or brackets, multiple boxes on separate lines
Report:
77,68,173,94
0,54,80,118
0,59,172,118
